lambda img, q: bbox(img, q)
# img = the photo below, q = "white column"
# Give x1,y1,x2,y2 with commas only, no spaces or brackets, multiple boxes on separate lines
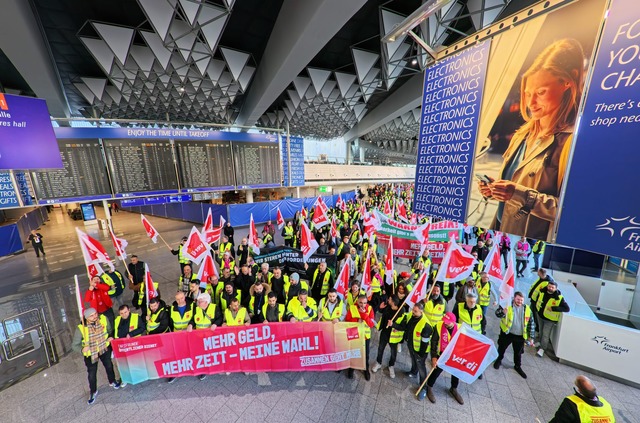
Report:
246,189,254,203
102,200,112,231
295,187,301,198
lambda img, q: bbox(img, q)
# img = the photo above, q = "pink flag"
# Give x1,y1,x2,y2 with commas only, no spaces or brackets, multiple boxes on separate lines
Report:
197,253,219,282
312,204,329,229
248,214,260,255
498,252,515,308
140,214,159,243
276,207,285,229
385,236,394,286
108,226,128,260
202,208,222,244
405,271,428,309
333,260,351,299
183,226,210,265
434,237,477,283
299,220,319,262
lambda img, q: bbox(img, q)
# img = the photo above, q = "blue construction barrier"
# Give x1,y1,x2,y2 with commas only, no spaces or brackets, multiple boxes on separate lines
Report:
0,207,49,257
132,191,356,227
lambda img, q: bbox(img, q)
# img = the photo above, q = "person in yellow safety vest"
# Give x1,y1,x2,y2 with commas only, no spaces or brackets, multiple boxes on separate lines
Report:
346,280,366,308
268,266,289,303
219,281,242,310
476,272,492,334
362,237,377,257
286,289,318,322
494,292,533,379
146,297,170,334
101,266,126,310
336,236,351,261
345,294,375,381
217,235,233,260
424,284,446,327
550,375,615,423
306,261,334,302
219,251,237,274
369,265,383,311
169,291,194,332
423,312,463,404
371,295,404,379
416,250,432,274
534,280,569,358
71,307,119,404
531,240,546,272
349,224,361,250
248,281,270,323
282,221,295,247
283,272,308,306
454,292,484,333
258,263,273,284
317,289,346,322
401,302,433,394
138,279,160,318
187,292,223,381
411,260,425,284
114,304,146,338
171,236,192,273
223,297,251,327
204,275,224,306
347,247,360,275
263,292,286,322
528,268,553,338
178,265,198,294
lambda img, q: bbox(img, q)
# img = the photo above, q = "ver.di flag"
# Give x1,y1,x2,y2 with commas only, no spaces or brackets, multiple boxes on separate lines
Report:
360,250,372,295
183,226,210,265
336,194,344,211
405,271,428,309
108,225,128,260
76,228,113,273
435,237,477,283
385,236,394,286
383,199,392,216
202,208,222,244
330,215,339,241
315,196,328,214
333,259,351,299
140,214,159,243
276,207,285,229
498,252,515,308
436,324,499,384
197,253,219,282
312,204,329,229
483,242,503,285
299,220,319,262
248,213,260,255
144,263,158,308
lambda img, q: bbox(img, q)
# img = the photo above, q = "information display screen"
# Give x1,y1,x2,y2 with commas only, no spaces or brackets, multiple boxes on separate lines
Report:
30,139,112,203
233,142,281,188
175,140,235,192
104,139,178,197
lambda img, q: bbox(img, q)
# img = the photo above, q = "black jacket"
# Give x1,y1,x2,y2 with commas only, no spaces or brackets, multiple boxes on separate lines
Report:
128,261,145,284
115,314,146,338
550,394,608,423
536,289,570,321
147,300,171,334
400,314,433,355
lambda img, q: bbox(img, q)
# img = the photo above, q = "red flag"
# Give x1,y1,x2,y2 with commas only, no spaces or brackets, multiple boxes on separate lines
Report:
336,194,344,210
359,203,366,217
77,228,112,269
301,207,308,220
383,199,392,216
405,271,428,309
108,225,128,260
499,252,515,308
385,236,394,286
397,199,408,222
484,242,504,286
435,237,478,283
197,253,219,282
340,198,347,213
248,213,260,254
144,263,158,307
333,260,351,299
363,211,380,238
410,213,417,224
360,250,372,294
141,214,159,243
315,196,328,214
276,207,285,229
438,325,498,384
330,215,338,239
312,204,329,229
202,208,222,244
87,263,103,279
183,226,210,265
299,220,319,262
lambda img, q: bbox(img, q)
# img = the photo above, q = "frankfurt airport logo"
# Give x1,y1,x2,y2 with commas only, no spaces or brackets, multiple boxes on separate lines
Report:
595,216,640,252
591,336,608,344
591,335,629,355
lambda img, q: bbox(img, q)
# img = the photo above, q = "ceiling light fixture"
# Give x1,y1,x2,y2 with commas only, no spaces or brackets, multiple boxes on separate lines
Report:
411,58,418,65
381,0,453,43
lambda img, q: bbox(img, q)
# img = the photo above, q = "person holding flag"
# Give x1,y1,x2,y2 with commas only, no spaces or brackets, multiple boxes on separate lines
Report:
476,272,493,334
170,236,192,273
398,302,432,389
493,291,533,379
371,295,404,379
423,312,463,404
345,294,375,381
84,275,115,327
100,263,126,310
282,220,294,247
127,255,145,309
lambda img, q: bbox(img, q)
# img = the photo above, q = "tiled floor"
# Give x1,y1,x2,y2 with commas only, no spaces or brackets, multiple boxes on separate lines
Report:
0,209,638,422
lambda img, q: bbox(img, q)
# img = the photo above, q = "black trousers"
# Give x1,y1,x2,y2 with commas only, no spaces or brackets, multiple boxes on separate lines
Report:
516,259,527,275
427,365,459,389
409,348,428,385
496,332,526,367
284,239,293,247
84,346,116,394
376,329,398,367
32,242,45,257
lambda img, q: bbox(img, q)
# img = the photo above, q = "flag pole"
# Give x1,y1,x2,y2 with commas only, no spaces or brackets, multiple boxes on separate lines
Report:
74,275,84,323
415,363,438,396
158,233,173,251
317,296,328,321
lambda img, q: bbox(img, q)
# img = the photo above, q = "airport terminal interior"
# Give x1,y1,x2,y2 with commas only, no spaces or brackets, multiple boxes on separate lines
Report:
0,0,639,422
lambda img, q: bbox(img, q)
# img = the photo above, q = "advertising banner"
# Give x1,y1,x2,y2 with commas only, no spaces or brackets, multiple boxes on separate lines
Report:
0,94,62,170
465,0,607,241
428,221,463,264
0,172,32,209
112,322,366,384
556,0,640,261
254,246,337,274
413,40,491,222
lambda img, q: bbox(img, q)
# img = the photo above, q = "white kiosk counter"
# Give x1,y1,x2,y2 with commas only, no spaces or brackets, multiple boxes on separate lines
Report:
551,281,640,386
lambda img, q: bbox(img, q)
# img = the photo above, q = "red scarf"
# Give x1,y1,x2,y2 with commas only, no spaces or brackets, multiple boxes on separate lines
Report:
440,323,458,353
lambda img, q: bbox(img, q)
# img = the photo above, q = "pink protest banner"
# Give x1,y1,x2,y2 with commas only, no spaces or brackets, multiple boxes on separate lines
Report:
112,322,366,384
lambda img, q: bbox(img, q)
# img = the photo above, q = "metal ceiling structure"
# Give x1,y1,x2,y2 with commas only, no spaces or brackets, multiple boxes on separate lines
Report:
0,0,524,154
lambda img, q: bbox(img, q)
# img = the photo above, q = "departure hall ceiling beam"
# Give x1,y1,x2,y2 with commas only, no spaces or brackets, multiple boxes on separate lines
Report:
234,0,368,127
0,0,70,117
342,73,423,142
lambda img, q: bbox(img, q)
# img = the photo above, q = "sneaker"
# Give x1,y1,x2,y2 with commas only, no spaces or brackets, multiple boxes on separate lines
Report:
514,366,527,379
537,348,544,357
167,377,177,384
119,380,127,388
450,387,464,405
427,387,436,403
371,362,382,373
388,366,396,379
198,375,207,381
417,389,427,401
493,360,501,370
406,371,418,378
478,374,483,380
87,391,98,405
110,381,121,390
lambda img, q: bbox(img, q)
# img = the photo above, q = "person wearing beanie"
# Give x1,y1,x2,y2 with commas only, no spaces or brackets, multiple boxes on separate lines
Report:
72,307,120,405
283,272,308,306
